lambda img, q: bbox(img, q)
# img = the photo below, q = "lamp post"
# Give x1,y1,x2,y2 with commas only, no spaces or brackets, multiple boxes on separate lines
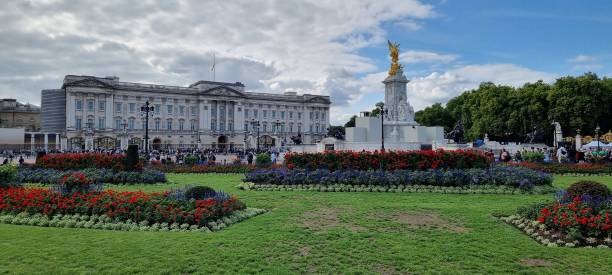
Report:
250,119,261,152
595,124,601,151
376,102,389,151
140,101,154,159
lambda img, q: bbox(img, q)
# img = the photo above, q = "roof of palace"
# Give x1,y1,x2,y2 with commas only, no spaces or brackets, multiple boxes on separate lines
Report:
61,75,331,104
0,98,40,113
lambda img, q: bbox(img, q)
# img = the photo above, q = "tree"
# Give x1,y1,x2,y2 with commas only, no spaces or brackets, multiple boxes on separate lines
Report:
326,126,345,140
344,115,357,128
415,103,455,133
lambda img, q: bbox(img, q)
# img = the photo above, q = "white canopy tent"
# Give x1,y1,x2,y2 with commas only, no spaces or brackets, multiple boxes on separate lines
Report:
582,141,612,148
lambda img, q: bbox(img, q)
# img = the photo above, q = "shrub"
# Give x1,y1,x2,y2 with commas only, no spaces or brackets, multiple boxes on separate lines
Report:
517,202,551,220
566,181,611,199
36,153,141,171
502,162,612,174
244,166,552,191
16,167,166,185
126,145,139,171
0,165,19,188
522,151,544,163
284,150,491,171
256,153,271,166
184,186,216,200
183,155,199,166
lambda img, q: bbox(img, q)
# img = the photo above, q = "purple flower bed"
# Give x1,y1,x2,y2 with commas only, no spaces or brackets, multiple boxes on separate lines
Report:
244,166,553,191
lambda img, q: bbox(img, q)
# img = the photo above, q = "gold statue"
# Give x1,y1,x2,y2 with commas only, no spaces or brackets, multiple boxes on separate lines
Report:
387,40,403,76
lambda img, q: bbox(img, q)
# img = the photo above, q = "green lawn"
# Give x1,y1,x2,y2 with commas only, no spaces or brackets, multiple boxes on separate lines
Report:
1,174,612,274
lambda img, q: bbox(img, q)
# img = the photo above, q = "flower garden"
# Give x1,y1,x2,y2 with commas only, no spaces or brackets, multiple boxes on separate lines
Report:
503,181,612,248
1,150,612,273
242,150,556,194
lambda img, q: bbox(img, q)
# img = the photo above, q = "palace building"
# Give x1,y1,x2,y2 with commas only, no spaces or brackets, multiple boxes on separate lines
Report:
41,75,331,151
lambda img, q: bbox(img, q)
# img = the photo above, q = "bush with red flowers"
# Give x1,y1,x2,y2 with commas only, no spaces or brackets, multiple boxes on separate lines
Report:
35,153,144,171
501,162,612,175
57,172,94,194
284,150,492,171
505,181,612,248
0,186,248,230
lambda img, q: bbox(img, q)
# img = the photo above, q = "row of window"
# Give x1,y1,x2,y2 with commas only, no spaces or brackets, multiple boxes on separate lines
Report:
74,117,198,131
243,109,326,121
74,99,199,117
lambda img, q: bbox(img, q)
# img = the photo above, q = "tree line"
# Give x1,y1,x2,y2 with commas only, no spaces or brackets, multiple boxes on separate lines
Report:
341,73,611,144
414,73,612,143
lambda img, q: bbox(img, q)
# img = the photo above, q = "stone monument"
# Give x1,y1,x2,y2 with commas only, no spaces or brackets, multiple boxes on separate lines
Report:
322,40,445,152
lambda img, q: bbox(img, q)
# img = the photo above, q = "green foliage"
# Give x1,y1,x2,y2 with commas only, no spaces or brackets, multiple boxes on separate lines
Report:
183,155,199,166
184,186,216,200
516,201,551,220
390,73,612,142
344,115,357,128
0,164,18,188
522,151,545,163
326,126,345,140
566,180,611,198
126,145,139,171
255,153,271,166
415,103,456,132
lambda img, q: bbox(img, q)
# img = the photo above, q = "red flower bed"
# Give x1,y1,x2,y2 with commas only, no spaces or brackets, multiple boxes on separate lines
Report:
36,153,143,171
503,162,612,174
537,196,611,238
0,187,244,226
284,150,492,171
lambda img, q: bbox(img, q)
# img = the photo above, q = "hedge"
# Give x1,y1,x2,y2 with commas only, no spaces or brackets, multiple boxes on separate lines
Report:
284,150,491,171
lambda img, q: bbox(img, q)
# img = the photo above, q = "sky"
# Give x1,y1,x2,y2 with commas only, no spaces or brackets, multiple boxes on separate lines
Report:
1,0,611,126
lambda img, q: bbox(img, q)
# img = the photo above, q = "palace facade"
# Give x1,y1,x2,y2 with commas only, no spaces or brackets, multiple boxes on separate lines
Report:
41,75,331,151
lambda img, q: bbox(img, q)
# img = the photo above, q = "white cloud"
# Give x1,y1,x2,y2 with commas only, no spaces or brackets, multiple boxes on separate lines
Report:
0,0,436,109
400,50,458,64
327,63,556,125
569,54,595,63
407,64,557,111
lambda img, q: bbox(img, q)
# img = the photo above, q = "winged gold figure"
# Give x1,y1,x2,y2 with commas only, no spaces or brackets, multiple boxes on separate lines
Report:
387,40,403,76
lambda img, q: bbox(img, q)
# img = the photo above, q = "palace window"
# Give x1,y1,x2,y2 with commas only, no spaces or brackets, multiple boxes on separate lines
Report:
75,118,82,130
98,118,105,129
263,110,267,118
271,110,276,118
167,105,173,115
99,100,105,111
244,122,248,131
115,119,122,130
244,109,249,118
289,112,293,119
298,112,302,120
141,118,147,130
322,113,326,120
297,123,302,133
179,106,185,116
253,110,258,118
75,99,82,111
179,119,185,131
115,102,122,114
154,119,161,130
128,118,135,130
289,122,294,133
310,112,313,119
191,106,197,116
87,99,94,112
190,120,197,131
315,112,319,120
129,103,135,113
155,104,161,115
211,120,216,131
281,111,285,119
263,122,268,132
166,119,173,130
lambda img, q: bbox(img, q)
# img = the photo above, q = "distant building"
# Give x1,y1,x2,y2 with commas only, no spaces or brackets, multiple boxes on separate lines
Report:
0,98,41,131
41,75,331,151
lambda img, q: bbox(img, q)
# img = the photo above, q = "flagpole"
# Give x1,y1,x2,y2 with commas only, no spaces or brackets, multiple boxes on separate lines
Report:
212,53,216,81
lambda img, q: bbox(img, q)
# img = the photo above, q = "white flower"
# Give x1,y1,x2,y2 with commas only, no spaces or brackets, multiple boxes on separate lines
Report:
586,237,597,244
597,244,609,249
565,243,575,248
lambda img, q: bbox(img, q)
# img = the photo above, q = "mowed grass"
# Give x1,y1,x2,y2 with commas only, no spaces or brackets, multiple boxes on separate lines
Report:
1,175,611,274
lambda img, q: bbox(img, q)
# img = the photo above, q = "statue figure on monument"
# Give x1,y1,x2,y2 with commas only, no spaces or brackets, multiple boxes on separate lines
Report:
387,40,403,76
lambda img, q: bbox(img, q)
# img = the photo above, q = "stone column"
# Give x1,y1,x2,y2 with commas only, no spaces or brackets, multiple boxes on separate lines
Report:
575,133,582,151
55,134,60,150
44,134,49,151
60,135,67,151
30,133,35,152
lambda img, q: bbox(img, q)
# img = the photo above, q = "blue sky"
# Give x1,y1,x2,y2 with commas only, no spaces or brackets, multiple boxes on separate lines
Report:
0,0,610,125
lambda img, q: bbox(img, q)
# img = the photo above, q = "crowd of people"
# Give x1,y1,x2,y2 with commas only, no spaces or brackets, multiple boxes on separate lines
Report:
495,147,612,163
